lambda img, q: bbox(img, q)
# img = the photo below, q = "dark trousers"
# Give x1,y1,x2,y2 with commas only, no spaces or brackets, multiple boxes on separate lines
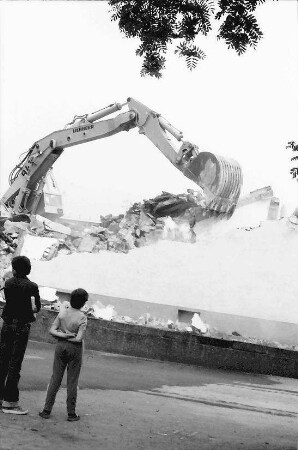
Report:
44,340,82,415
0,321,30,402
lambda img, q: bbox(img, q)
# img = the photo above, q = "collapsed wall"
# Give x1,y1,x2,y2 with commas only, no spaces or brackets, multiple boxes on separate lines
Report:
1,189,297,349
29,217,298,324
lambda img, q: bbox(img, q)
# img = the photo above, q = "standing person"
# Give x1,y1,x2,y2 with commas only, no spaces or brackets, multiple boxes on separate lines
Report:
39,288,88,422
0,255,41,415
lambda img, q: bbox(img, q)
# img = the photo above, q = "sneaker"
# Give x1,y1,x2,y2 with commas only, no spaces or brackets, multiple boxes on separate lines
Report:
67,413,80,422
39,410,51,419
2,405,28,415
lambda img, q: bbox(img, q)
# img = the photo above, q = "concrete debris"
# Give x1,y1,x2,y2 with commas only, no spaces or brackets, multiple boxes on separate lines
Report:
77,235,98,253
39,295,294,350
191,313,208,334
288,215,298,225
22,235,60,261
53,187,289,256
163,217,196,243
42,191,203,257
167,320,174,329
4,220,30,234
0,214,76,261
0,212,80,285
90,304,116,320
1,275,293,351
208,327,297,351
232,331,242,337
39,286,59,303
43,300,69,312
288,207,298,225
35,215,72,236
139,190,204,218
84,190,203,251
0,254,13,291
267,197,280,220
1,187,286,267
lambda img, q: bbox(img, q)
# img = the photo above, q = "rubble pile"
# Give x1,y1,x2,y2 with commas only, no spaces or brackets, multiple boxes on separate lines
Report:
1,188,298,352
0,190,204,276
0,189,207,298
0,216,72,284
3,186,276,268
77,190,203,253
0,217,30,286
30,217,298,325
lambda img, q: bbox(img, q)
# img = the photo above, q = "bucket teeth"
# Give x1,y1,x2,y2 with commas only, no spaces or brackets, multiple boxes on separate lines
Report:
186,151,243,216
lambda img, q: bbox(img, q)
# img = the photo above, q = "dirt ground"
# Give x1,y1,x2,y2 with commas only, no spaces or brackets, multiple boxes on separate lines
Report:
0,340,297,450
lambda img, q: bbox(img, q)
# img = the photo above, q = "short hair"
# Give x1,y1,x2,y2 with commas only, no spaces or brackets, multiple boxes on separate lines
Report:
12,256,31,276
70,288,88,309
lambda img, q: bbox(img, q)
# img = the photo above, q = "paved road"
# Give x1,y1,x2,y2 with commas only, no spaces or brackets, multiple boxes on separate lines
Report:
0,340,297,450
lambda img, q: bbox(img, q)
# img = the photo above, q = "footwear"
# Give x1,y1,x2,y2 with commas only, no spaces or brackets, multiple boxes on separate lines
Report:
2,401,19,408
2,405,28,415
67,413,80,422
39,410,51,419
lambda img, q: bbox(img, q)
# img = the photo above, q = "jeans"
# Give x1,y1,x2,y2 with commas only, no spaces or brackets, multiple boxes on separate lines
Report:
44,340,82,415
0,321,30,402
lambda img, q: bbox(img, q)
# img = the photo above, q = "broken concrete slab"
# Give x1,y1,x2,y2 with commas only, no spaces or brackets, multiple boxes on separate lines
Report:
78,235,98,252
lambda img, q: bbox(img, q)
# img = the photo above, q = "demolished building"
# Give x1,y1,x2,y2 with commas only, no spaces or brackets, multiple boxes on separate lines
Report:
1,186,297,351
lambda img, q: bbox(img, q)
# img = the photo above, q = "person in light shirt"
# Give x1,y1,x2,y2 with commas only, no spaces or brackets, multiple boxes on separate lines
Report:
39,288,88,422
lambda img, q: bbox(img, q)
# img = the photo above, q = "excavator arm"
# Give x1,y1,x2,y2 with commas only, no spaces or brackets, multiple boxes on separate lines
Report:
127,98,242,214
1,97,242,218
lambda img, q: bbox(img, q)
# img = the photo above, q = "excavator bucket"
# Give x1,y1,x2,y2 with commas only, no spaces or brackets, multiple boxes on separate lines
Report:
186,152,243,215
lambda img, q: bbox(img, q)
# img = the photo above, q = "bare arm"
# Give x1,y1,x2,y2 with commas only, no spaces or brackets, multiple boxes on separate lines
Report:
31,283,41,313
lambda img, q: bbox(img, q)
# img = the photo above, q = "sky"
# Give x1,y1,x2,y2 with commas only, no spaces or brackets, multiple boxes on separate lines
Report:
0,0,297,221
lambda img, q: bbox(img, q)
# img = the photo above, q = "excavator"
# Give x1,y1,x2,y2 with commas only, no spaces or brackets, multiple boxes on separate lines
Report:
0,97,243,220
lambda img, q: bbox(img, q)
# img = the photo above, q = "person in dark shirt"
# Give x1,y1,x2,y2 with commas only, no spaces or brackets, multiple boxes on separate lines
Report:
0,255,40,415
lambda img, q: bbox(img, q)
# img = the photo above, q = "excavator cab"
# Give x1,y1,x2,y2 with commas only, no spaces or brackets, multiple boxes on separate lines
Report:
36,171,63,219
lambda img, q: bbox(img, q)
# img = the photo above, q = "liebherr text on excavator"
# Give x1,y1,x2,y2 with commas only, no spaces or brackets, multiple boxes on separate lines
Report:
1,97,243,219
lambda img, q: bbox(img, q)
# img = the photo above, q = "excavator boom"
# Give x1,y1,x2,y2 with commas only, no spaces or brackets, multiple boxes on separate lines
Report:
127,98,242,215
1,97,242,218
